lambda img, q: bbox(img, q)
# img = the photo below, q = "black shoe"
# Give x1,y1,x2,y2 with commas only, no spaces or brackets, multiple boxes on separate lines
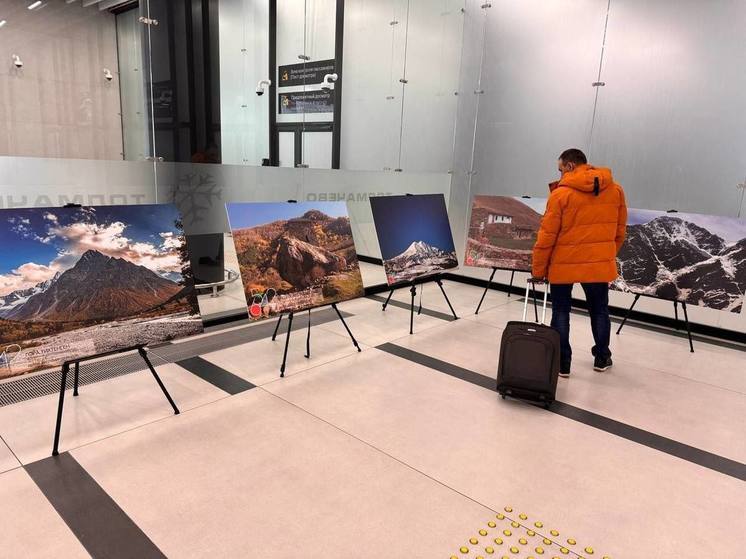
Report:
593,356,613,372
559,364,571,378
558,371,571,378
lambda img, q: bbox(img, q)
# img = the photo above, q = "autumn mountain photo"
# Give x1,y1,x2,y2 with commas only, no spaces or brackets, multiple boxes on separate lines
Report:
227,202,364,317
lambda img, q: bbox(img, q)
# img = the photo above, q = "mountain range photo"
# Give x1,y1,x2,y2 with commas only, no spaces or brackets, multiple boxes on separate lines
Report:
613,212,746,312
465,195,546,271
227,202,365,317
0,205,203,378
370,194,459,285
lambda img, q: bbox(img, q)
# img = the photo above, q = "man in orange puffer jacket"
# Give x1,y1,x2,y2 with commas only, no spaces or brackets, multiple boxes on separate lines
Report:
532,148,628,377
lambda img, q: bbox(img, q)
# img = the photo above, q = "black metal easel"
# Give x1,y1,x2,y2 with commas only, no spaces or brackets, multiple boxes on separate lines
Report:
381,275,458,334
270,304,361,377
474,267,538,320
616,293,694,352
52,345,179,456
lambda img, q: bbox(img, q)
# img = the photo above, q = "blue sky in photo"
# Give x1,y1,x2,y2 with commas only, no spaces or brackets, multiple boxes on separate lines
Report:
627,208,746,243
0,204,181,275
370,194,456,259
226,201,349,230
502,197,746,244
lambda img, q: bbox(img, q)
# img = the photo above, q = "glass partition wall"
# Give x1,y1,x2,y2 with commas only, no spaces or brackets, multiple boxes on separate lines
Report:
0,0,463,323
3,0,744,330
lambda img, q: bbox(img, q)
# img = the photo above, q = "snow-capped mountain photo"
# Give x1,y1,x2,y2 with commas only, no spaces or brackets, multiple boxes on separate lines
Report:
0,272,59,318
613,211,746,313
0,204,202,379
370,194,459,285
384,241,458,284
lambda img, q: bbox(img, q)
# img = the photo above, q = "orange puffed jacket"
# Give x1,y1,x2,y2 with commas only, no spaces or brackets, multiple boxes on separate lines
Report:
532,164,628,284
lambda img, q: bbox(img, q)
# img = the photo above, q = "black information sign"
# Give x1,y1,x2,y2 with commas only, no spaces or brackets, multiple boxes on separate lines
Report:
278,59,336,87
279,90,335,114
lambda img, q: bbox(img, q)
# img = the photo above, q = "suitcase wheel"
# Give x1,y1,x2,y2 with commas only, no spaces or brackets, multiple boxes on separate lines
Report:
501,394,506,400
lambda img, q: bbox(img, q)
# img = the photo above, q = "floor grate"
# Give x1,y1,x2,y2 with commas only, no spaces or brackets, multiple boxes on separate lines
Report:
0,306,352,408
0,353,151,408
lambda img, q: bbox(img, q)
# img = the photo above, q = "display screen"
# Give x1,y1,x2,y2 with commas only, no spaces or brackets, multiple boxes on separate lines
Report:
370,194,458,285
226,201,364,318
0,204,203,379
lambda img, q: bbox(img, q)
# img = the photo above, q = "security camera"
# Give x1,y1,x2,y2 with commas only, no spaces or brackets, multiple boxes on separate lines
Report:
256,79,271,96
12,54,23,69
321,73,338,91
103,68,114,82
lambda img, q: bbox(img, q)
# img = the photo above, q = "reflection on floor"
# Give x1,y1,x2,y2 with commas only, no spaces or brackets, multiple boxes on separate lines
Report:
1,276,745,558
194,233,247,320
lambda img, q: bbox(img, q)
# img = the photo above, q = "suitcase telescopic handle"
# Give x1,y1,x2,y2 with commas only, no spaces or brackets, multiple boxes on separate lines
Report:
522,279,549,325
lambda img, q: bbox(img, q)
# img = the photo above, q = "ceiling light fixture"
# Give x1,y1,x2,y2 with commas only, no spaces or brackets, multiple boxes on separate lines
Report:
0,20,7,28
27,1,43,10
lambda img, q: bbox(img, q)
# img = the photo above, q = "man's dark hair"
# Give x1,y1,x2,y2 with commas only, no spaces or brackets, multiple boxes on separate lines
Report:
559,148,587,166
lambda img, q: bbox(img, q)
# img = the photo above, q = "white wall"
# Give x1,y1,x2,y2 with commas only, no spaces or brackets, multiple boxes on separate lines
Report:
340,0,464,173
116,8,150,162
219,0,270,166
450,0,746,334
0,1,123,160
218,0,465,172
276,0,335,126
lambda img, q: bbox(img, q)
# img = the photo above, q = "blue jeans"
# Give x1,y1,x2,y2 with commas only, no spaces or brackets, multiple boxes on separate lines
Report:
550,283,611,371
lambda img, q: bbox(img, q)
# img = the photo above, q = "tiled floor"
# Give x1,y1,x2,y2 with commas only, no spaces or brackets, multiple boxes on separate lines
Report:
0,436,19,473
1,277,744,558
0,468,89,558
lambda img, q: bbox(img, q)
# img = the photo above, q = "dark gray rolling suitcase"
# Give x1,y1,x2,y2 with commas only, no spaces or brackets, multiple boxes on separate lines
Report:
496,280,559,408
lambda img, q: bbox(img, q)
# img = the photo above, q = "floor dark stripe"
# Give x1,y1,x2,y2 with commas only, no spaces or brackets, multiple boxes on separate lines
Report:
376,342,746,481
25,453,166,559
176,356,256,394
377,342,494,390
368,295,457,322
549,402,746,480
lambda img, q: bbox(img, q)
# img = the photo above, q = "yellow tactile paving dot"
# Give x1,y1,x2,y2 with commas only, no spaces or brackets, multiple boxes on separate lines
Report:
451,508,612,559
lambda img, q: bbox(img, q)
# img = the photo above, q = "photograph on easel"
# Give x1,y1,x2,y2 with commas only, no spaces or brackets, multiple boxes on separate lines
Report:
0,204,203,379
370,194,458,285
465,195,546,271
226,201,364,318
613,209,746,312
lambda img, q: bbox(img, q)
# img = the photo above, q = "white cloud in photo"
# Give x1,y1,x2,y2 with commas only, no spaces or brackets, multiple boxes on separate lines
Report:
47,221,184,275
159,231,182,250
2,216,185,297
0,262,57,297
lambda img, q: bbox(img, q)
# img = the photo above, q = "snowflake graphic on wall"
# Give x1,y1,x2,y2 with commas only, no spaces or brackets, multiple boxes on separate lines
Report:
172,172,222,226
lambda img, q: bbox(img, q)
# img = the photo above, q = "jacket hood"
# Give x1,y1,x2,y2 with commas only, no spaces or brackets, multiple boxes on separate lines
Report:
556,164,614,194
